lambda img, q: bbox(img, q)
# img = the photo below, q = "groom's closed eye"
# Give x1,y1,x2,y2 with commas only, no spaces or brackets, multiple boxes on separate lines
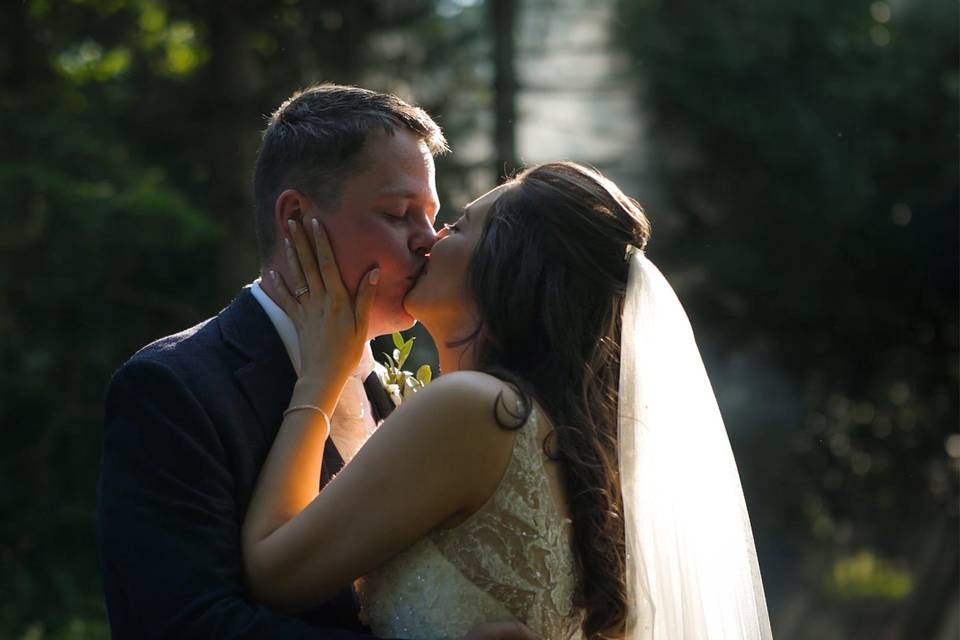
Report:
380,209,408,223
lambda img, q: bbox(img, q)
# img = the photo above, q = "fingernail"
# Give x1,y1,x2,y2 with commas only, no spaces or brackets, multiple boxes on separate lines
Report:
287,219,296,230
284,237,291,248
312,218,320,233
369,268,380,285
269,270,277,282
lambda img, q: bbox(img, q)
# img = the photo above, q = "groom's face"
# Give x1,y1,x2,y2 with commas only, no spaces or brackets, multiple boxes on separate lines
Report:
310,129,439,338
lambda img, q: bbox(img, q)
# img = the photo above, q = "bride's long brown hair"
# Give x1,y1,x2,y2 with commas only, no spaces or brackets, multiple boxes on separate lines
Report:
464,162,651,638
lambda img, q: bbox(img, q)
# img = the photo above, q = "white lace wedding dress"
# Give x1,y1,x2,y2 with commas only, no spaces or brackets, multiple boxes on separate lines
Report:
357,405,584,639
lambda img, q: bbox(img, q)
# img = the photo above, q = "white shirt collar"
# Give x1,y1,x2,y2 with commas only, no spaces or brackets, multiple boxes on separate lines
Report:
249,279,376,380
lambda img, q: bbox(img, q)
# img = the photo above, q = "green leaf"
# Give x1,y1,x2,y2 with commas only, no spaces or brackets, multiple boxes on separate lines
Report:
392,332,405,351
398,337,414,367
416,364,432,386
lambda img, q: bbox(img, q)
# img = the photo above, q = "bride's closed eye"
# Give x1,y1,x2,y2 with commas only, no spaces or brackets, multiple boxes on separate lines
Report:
442,218,464,234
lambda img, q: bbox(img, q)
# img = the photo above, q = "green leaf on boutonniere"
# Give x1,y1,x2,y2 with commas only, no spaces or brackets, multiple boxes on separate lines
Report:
398,337,414,367
416,364,432,386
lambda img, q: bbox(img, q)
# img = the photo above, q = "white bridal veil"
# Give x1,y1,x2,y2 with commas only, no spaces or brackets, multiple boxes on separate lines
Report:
619,249,773,639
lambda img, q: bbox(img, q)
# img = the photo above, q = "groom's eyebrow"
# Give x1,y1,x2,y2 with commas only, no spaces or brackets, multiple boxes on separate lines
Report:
374,188,418,199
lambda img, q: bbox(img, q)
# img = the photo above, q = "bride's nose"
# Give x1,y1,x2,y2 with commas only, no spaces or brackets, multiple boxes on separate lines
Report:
434,224,452,242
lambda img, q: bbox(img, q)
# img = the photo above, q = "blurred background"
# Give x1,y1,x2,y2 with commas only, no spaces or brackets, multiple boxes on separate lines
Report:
2,0,957,638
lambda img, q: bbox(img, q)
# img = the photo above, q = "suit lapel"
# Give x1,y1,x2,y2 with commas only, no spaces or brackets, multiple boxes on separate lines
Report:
219,288,345,482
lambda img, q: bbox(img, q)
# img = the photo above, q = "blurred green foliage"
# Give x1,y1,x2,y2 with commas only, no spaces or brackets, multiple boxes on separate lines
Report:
616,0,958,635
826,551,913,601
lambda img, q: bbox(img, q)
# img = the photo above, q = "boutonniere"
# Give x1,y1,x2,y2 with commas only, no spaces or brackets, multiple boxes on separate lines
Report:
380,332,432,407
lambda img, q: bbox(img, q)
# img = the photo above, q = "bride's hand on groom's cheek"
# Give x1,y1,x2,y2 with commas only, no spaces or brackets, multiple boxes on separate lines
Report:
269,217,379,383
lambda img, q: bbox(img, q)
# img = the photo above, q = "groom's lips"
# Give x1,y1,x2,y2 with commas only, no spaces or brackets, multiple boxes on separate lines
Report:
408,260,428,281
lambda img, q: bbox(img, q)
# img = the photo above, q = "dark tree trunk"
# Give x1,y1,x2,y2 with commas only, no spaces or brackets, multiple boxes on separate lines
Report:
205,0,263,297
491,0,518,183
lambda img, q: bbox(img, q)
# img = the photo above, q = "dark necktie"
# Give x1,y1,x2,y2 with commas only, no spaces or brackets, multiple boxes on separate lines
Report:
363,371,396,423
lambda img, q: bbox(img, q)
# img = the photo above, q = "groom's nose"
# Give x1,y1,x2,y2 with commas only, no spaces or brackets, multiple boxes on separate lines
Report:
409,215,437,256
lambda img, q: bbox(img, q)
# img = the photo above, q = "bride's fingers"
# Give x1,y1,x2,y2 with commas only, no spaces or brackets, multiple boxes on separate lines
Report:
354,268,379,338
268,270,300,321
311,219,348,302
288,219,324,298
283,227,308,300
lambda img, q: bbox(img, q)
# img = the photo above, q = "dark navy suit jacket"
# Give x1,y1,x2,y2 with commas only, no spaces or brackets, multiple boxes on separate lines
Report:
97,287,394,639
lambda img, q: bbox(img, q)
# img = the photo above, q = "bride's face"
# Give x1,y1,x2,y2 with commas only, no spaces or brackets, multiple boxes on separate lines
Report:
403,184,511,337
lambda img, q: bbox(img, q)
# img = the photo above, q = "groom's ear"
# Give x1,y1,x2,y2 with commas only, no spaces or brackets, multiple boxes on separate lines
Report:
273,189,309,242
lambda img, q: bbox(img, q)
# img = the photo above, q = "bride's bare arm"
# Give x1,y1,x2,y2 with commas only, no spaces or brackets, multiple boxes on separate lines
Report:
244,370,517,612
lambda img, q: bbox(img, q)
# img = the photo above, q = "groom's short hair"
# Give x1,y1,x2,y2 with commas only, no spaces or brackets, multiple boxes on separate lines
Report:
253,83,448,263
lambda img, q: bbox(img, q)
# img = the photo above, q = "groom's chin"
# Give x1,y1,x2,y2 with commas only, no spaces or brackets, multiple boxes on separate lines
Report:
368,307,417,339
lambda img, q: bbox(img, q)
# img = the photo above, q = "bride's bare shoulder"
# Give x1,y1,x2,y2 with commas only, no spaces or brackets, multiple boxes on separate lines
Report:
384,371,531,447
388,371,525,518
405,370,523,419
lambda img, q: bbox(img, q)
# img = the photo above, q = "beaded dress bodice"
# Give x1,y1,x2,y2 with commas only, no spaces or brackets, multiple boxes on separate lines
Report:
357,406,583,639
